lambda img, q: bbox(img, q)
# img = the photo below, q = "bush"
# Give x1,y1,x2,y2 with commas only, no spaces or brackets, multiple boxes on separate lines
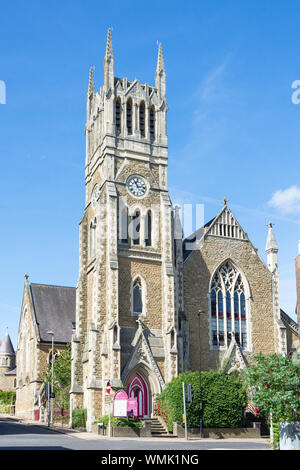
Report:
0,403,11,413
155,371,247,432
0,390,15,405
94,414,143,428
72,408,87,428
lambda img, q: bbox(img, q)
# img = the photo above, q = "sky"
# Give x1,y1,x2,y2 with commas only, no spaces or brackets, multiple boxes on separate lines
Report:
0,0,300,348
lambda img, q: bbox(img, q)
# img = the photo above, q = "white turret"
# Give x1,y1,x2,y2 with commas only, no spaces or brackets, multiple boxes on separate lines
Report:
265,222,278,273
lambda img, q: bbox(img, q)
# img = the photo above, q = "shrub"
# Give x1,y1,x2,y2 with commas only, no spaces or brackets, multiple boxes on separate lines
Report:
72,408,87,428
0,390,16,405
0,402,11,413
94,414,143,428
155,371,247,432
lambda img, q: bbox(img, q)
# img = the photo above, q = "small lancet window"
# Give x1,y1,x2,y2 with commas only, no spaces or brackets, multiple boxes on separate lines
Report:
149,105,155,139
127,98,133,135
133,278,143,315
113,325,118,345
139,101,145,137
90,218,97,257
120,204,129,244
144,210,152,247
170,329,175,349
132,210,140,245
115,97,121,134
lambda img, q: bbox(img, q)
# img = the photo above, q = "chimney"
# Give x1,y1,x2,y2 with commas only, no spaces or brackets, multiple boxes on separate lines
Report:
295,241,300,338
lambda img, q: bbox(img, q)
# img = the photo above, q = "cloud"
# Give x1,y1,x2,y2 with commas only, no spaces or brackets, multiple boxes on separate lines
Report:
199,62,227,102
268,185,300,214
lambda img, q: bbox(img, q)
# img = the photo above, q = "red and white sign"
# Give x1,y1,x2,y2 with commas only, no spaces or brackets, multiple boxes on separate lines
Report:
106,381,111,394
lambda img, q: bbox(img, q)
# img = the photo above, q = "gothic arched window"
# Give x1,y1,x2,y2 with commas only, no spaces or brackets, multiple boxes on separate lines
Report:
115,97,121,134
210,261,248,349
133,278,143,315
90,218,97,258
144,210,152,247
149,105,155,139
131,210,140,246
119,204,128,244
139,101,145,137
127,98,132,135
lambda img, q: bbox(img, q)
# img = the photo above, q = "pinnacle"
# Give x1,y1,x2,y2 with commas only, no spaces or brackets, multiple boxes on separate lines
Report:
156,42,165,73
105,27,113,59
265,222,278,252
88,66,95,95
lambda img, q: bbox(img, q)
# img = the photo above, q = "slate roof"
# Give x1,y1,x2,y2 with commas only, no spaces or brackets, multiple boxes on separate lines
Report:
0,331,15,355
5,367,16,376
182,218,213,262
30,283,76,344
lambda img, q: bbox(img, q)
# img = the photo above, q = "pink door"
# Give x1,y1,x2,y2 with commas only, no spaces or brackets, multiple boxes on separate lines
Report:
34,408,40,421
127,373,149,417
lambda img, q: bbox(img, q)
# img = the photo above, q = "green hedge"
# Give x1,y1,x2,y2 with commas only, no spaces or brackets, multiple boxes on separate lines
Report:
0,390,16,405
155,371,247,432
72,408,87,428
95,415,143,428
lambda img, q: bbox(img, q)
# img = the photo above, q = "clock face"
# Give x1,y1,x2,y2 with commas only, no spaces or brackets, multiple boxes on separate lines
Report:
127,176,147,198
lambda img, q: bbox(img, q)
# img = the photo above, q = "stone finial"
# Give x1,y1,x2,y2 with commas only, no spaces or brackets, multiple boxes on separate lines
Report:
223,197,228,206
24,273,29,280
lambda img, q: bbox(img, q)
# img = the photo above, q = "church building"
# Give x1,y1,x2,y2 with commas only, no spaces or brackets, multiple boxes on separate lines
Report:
69,30,299,430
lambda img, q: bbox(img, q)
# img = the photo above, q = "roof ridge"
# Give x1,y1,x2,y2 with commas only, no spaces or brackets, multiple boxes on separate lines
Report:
30,283,75,289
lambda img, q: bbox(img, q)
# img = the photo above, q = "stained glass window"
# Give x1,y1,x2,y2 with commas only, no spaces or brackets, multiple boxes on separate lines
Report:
210,261,248,349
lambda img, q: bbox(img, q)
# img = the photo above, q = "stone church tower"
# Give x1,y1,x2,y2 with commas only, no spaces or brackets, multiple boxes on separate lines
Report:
70,30,182,429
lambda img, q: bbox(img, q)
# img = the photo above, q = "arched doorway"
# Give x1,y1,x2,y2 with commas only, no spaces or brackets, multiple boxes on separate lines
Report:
126,372,149,418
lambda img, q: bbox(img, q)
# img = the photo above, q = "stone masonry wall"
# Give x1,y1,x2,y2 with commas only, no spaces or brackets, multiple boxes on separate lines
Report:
184,235,278,372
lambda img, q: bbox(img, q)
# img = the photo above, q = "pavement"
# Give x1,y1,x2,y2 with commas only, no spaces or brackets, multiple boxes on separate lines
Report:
0,413,271,446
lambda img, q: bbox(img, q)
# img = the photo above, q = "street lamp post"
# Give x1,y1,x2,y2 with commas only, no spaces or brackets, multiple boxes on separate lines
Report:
197,310,204,439
47,331,54,425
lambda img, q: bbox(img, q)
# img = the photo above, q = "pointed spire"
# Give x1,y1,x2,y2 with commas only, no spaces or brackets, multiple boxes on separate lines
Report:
105,27,113,61
156,43,165,73
155,42,166,100
104,28,114,93
0,330,15,355
265,222,278,253
88,67,95,96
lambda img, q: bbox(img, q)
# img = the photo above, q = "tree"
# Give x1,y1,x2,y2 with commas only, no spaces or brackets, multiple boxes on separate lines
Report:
245,353,300,423
42,344,71,411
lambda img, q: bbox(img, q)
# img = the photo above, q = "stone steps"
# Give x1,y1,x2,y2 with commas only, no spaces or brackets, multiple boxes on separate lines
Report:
149,417,169,437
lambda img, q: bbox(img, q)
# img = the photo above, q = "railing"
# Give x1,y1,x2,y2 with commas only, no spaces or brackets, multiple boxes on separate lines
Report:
245,402,260,417
154,402,168,424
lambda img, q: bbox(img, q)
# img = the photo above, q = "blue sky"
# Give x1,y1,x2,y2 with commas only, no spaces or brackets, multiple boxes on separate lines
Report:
1,0,300,348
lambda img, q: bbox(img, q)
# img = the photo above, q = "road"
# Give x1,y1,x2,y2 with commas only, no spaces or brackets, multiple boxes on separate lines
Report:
0,417,270,451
